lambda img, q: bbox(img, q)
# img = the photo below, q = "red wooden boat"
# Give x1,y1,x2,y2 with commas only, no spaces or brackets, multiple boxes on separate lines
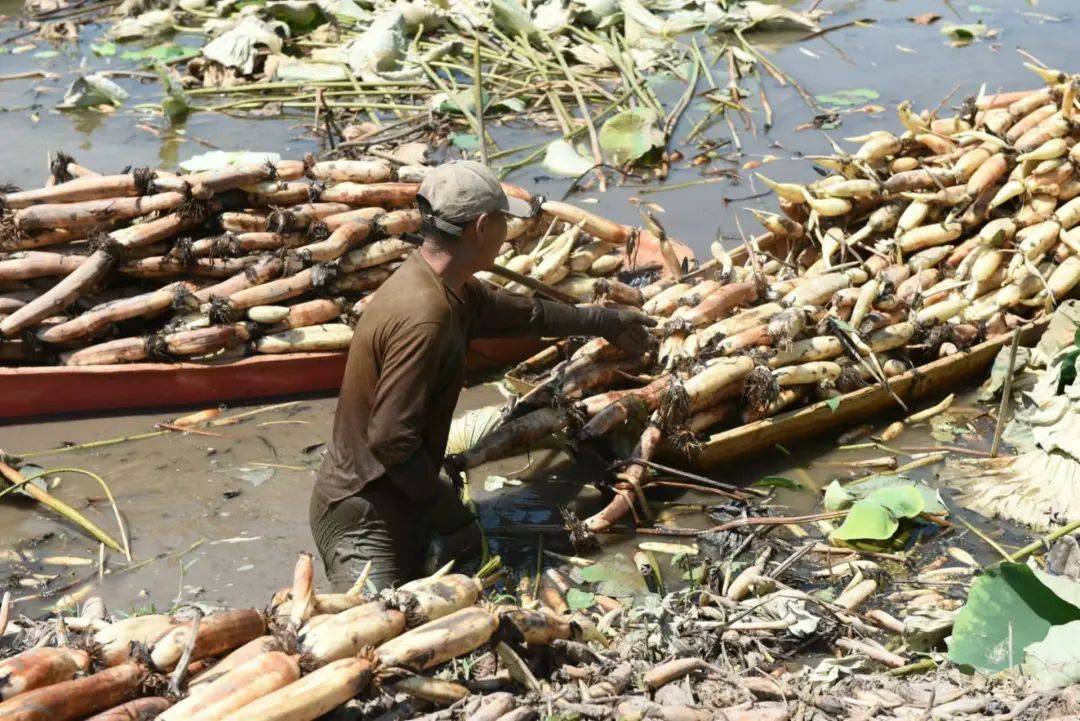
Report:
1,231,691,419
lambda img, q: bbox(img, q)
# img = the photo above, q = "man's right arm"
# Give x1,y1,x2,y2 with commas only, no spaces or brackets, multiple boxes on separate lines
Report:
366,319,446,502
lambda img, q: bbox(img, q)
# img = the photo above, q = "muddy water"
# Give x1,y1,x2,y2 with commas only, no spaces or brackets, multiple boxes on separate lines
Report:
0,377,629,615
1,394,338,614
0,377,1024,617
0,384,514,614
0,0,1074,614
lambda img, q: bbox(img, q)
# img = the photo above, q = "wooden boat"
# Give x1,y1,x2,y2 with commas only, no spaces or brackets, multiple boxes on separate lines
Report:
679,231,1056,469
1,230,691,420
495,244,1056,477
504,318,1049,450
686,319,1048,469
500,229,1059,470
0,340,539,421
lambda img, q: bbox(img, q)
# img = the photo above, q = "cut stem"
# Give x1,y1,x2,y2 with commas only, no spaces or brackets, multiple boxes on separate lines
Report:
990,330,1022,458
1009,519,1080,562
0,459,124,552
472,33,488,166
542,31,606,191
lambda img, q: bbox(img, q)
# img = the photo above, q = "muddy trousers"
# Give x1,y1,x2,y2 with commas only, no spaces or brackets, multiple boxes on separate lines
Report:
310,477,481,592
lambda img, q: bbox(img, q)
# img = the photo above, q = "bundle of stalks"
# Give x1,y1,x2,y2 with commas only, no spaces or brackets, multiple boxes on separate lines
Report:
4,542,1072,721
452,65,1080,536
0,150,658,368
0,556,569,721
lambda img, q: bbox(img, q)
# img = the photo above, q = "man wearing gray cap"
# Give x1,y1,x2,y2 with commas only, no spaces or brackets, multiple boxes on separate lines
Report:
310,161,655,590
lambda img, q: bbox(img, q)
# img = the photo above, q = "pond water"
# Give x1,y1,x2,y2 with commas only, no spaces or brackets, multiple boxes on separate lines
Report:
1,0,1074,257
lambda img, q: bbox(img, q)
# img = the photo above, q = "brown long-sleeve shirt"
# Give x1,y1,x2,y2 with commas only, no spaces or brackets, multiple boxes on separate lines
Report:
313,251,539,510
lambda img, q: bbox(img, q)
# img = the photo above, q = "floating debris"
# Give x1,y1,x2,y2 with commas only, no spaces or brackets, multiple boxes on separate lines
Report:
19,0,824,178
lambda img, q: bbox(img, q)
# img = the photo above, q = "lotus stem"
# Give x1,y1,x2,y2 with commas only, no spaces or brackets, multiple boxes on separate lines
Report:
13,467,131,561
1009,519,1080,562
473,33,488,165
542,31,605,191
0,459,124,553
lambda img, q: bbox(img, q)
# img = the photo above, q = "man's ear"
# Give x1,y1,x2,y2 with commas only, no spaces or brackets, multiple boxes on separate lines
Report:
474,212,507,242
473,212,493,237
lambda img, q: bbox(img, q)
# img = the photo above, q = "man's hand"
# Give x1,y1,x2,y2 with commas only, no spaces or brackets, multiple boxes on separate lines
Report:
442,455,466,490
595,307,658,356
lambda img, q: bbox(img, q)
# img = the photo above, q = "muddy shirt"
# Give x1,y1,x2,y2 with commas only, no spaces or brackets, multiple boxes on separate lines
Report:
313,251,537,510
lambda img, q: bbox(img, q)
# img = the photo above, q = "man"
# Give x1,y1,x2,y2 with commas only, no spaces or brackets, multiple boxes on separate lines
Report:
310,161,656,591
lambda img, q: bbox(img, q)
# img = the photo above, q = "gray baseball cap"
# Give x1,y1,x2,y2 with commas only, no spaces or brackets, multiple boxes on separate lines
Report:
417,160,533,237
